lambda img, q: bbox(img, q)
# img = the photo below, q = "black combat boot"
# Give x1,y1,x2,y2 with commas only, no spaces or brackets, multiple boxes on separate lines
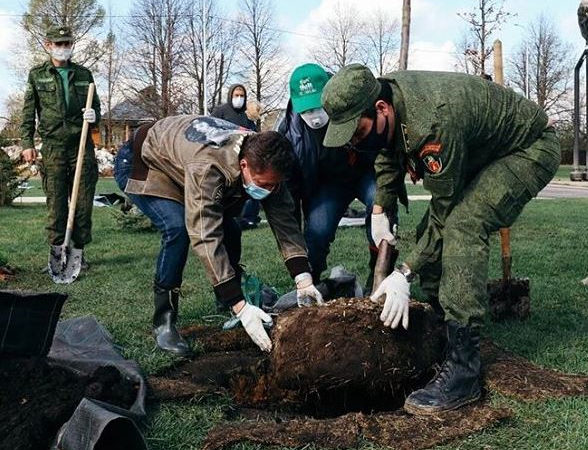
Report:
404,320,481,415
152,284,192,357
364,246,380,296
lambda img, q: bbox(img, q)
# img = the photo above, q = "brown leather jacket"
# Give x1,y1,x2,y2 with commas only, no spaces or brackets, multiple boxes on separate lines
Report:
125,115,310,306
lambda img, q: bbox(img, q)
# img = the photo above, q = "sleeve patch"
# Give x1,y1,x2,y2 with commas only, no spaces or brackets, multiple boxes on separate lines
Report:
422,154,443,174
418,141,442,157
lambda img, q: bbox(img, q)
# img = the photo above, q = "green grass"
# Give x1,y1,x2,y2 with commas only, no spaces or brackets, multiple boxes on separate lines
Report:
19,176,122,197
1,198,588,449
553,164,576,181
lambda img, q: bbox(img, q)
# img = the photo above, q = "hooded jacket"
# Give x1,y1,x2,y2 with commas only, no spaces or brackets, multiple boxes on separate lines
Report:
211,84,257,131
124,115,310,307
275,100,376,217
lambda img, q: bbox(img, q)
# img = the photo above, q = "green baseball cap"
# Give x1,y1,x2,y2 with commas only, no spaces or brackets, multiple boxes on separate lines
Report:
289,63,329,114
321,64,381,147
46,25,73,43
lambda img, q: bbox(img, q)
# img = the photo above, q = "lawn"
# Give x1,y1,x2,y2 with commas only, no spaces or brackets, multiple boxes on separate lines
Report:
19,176,122,197
1,198,587,449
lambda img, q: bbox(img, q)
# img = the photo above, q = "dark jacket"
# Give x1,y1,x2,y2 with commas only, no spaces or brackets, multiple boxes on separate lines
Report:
276,100,376,216
21,60,101,149
211,84,257,131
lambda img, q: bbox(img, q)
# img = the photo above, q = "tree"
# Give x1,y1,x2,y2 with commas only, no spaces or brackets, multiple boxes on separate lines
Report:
457,0,513,76
124,0,187,119
364,8,400,76
0,94,24,142
310,1,365,73
398,0,411,70
100,30,123,149
21,0,106,68
181,0,241,115
238,0,287,126
509,15,573,116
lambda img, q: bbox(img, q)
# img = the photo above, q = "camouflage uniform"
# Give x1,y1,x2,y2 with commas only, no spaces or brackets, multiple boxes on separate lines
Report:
323,68,560,326
20,27,100,248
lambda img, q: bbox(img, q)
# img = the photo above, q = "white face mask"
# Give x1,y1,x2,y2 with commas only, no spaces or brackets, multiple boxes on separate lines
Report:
232,96,245,109
300,107,329,129
50,47,73,62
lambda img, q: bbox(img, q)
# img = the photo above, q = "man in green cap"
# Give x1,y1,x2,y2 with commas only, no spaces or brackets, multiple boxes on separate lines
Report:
321,64,560,414
276,63,381,291
21,25,101,271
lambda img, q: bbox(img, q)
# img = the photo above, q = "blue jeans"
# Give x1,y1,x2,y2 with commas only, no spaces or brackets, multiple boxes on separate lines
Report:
304,172,376,280
114,142,241,289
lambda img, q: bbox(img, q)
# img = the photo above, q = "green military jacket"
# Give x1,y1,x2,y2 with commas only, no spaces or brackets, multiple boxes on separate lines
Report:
21,60,101,149
375,71,549,272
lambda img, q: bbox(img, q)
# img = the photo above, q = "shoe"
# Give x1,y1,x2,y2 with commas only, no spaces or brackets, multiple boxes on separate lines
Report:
152,285,192,357
404,321,481,415
238,219,258,230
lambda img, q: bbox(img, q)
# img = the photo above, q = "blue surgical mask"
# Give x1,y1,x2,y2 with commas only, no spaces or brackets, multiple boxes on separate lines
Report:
244,182,272,200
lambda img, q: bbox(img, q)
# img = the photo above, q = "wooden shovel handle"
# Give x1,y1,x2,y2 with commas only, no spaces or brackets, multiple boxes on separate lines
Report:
499,227,512,282
372,240,399,294
64,83,95,246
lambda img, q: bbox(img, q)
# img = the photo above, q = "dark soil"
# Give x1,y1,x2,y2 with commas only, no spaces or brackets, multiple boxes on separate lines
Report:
154,298,588,450
202,403,512,450
0,358,139,450
487,278,531,320
482,340,588,400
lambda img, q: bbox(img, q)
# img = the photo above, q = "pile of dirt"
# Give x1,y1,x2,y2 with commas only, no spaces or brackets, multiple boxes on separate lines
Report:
169,298,446,416
482,340,588,400
0,357,139,450
149,297,588,449
0,265,16,282
487,278,530,320
202,403,512,450
270,298,446,416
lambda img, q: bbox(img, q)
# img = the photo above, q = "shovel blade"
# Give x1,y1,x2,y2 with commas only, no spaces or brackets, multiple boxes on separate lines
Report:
48,245,83,284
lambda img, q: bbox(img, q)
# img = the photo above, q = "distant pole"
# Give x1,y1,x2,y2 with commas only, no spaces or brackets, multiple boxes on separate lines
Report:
203,0,208,115
493,39,504,85
524,43,530,98
399,0,411,70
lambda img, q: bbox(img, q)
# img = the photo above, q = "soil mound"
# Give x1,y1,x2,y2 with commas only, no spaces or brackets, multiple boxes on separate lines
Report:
0,358,138,450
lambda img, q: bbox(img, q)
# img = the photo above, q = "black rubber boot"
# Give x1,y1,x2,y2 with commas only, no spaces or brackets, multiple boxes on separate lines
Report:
152,285,192,357
364,246,380,296
404,321,481,415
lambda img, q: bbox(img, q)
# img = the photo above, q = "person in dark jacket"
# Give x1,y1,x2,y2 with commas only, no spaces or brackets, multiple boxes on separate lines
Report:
276,63,382,289
212,84,261,229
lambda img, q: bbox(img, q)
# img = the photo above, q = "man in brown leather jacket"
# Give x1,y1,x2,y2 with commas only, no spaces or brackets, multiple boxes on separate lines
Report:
114,116,323,356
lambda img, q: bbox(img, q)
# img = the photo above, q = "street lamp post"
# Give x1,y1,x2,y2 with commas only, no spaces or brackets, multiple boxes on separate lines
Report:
572,0,588,181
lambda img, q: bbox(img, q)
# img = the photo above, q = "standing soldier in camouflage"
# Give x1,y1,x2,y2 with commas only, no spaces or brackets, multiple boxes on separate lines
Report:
21,26,100,270
321,64,560,415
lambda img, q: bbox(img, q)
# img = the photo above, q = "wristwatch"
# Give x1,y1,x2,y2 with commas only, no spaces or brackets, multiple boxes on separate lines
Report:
397,263,416,283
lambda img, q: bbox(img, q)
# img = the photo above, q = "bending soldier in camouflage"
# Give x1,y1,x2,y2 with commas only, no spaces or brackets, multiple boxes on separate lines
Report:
21,26,100,268
321,64,560,415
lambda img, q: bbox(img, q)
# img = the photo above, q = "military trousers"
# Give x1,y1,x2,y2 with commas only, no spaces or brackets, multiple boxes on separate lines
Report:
40,140,98,248
417,128,560,326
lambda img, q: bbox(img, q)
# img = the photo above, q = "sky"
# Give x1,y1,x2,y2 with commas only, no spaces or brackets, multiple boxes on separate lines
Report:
0,0,585,119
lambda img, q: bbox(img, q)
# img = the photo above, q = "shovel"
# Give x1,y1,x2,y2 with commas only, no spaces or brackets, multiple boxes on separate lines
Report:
48,82,95,284
487,227,531,320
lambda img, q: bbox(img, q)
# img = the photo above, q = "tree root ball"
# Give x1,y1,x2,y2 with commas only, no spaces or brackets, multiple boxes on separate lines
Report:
268,298,446,415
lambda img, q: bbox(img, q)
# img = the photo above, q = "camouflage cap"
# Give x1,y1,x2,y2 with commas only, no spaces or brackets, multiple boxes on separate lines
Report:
321,64,381,147
45,25,73,43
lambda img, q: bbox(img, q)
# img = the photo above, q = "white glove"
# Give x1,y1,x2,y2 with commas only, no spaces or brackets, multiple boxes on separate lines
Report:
295,272,325,307
371,213,397,247
370,270,410,329
236,302,273,352
82,108,96,123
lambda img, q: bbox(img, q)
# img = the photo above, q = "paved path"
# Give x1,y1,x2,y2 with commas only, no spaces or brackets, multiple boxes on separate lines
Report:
12,181,588,205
